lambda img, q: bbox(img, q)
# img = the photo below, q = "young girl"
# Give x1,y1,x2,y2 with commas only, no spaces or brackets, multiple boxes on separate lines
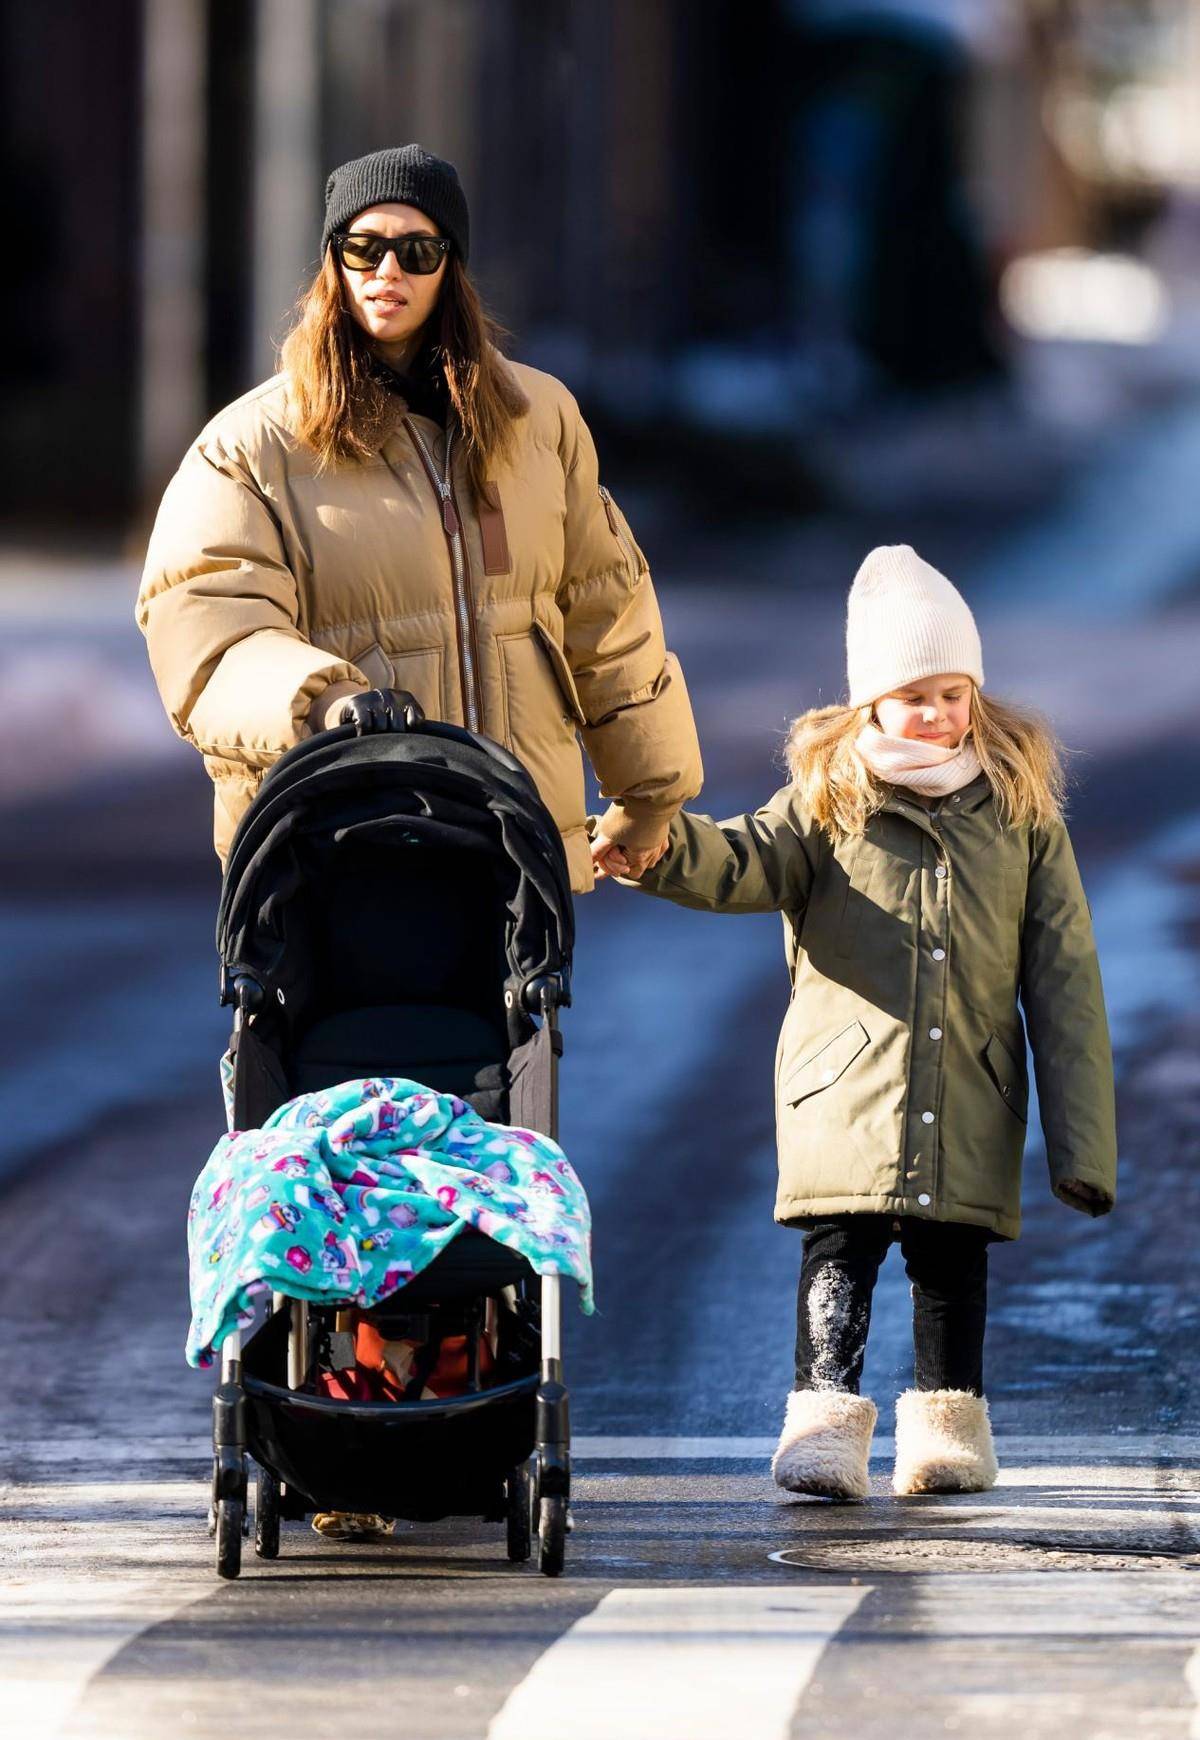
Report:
596,545,1117,1501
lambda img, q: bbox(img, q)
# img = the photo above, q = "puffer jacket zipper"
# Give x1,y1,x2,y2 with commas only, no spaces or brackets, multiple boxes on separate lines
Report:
598,484,638,581
404,418,483,732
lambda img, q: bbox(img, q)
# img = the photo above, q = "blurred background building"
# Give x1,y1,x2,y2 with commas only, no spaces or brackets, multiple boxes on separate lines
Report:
5,0,1200,540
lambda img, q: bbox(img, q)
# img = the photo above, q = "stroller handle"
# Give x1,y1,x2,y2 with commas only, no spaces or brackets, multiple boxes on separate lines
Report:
323,696,533,783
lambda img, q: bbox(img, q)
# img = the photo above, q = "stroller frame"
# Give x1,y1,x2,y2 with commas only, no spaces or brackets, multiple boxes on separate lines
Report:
206,711,576,1580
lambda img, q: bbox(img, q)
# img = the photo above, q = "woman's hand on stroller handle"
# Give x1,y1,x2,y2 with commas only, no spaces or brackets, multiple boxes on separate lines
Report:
334,688,427,735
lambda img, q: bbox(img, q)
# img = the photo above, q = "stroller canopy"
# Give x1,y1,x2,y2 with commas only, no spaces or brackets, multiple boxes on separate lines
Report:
216,721,575,1046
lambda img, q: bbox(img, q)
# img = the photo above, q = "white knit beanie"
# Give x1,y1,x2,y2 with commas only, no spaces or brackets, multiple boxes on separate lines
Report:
846,544,984,707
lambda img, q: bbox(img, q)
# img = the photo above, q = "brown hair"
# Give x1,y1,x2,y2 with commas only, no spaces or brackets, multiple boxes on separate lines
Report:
783,685,1066,841
278,250,527,492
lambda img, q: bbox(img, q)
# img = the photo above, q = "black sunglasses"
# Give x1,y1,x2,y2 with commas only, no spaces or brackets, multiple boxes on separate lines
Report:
333,231,451,274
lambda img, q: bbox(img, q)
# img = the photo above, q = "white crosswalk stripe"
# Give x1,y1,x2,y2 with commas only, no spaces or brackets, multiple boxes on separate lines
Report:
573,1433,1200,1460
0,1576,211,1740
486,1584,870,1740
1,1446,1198,1735
1187,1649,1200,1740
6,1431,1199,1472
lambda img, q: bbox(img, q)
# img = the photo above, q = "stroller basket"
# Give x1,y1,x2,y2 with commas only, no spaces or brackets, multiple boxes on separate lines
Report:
206,712,576,1579
241,1304,542,1521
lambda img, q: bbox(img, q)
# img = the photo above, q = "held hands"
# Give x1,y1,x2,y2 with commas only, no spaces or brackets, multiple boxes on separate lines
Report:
591,831,670,882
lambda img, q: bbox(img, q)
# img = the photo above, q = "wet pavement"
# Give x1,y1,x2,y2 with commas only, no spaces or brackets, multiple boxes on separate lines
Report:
2,378,1200,1736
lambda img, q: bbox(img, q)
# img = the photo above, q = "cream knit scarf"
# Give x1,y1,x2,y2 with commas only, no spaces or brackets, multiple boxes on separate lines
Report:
855,723,983,798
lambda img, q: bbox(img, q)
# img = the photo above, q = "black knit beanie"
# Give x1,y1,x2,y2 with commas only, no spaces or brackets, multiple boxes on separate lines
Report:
321,145,470,263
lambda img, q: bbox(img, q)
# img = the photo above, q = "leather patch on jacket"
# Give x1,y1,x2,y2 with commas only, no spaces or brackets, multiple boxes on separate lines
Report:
478,481,511,576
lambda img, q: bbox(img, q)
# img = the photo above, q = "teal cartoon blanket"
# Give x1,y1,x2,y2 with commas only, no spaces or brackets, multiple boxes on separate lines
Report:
187,1076,593,1366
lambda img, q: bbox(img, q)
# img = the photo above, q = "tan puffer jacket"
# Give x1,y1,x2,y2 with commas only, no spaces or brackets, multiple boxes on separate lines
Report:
137,357,702,890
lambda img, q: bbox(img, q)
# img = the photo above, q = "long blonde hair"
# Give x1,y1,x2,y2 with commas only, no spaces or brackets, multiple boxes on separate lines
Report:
784,686,1065,841
278,251,528,492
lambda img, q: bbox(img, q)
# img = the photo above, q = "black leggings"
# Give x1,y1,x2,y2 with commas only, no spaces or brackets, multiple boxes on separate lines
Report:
795,1214,991,1395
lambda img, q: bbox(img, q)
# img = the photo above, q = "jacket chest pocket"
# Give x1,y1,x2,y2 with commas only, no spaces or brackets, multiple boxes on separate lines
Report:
782,1020,870,1106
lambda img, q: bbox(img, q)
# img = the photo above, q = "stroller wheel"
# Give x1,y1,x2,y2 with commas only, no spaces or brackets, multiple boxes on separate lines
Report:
506,1463,532,1563
215,1497,244,1579
255,1466,281,1560
537,1495,567,1578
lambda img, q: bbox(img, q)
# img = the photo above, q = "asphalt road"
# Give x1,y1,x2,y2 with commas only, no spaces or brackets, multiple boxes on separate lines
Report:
3,391,1200,1738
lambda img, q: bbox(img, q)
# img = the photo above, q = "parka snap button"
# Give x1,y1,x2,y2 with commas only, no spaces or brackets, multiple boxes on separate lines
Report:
821,1069,836,1084
935,865,947,878
921,1111,935,1124
917,1193,931,1206
929,1027,942,1040
932,947,946,961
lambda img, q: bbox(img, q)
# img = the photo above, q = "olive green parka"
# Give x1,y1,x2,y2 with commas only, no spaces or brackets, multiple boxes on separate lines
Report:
636,775,1117,1239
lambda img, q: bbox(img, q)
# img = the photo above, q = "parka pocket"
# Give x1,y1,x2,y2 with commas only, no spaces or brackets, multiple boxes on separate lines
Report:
983,1031,1028,1123
352,642,444,718
494,629,586,825
350,641,394,690
782,1020,870,1106
387,645,444,717
532,621,586,726
496,628,582,744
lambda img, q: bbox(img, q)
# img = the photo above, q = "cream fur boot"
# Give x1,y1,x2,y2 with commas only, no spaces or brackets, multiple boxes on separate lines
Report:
892,1388,999,1495
771,1388,877,1501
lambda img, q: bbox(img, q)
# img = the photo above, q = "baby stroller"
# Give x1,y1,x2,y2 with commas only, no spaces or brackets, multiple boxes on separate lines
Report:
207,694,575,1579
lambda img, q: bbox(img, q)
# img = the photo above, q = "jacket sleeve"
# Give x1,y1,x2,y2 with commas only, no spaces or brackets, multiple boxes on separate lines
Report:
1020,818,1117,1214
557,401,702,851
136,438,367,767
629,788,817,914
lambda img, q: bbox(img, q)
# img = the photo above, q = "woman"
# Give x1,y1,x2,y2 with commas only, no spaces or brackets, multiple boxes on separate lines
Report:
138,144,702,889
